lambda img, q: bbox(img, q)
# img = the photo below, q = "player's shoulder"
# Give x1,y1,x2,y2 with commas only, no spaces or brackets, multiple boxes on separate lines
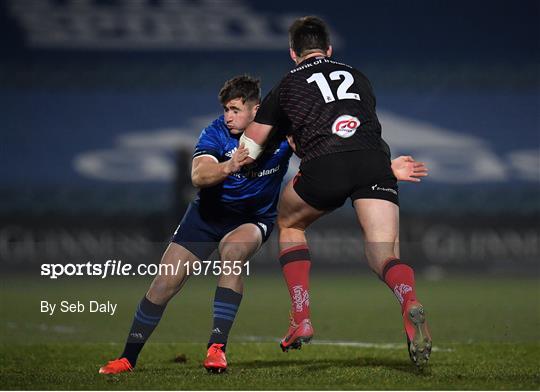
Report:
332,58,370,79
201,115,228,139
271,135,294,159
321,57,367,77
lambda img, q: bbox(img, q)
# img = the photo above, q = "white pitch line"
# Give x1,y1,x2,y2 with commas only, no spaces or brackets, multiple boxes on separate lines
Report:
238,335,453,352
5,321,76,334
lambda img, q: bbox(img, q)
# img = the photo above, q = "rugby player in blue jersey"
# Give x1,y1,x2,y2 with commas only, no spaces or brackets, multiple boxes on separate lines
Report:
99,75,428,375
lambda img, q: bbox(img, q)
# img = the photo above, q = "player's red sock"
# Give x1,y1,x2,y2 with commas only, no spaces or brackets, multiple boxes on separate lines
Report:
382,258,417,313
279,244,311,324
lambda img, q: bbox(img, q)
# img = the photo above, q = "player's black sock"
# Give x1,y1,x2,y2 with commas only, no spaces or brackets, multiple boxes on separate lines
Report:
120,296,166,367
207,286,242,352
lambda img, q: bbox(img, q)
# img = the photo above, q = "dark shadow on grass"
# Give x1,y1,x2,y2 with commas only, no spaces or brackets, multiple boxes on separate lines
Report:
357,357,432,376
236,356,430,376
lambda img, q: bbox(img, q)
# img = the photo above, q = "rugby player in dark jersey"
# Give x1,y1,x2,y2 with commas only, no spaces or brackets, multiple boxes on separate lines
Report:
241,16,432,367
98,74,428,375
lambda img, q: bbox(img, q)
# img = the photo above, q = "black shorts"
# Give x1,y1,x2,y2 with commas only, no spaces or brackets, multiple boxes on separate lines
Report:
293,150,399,211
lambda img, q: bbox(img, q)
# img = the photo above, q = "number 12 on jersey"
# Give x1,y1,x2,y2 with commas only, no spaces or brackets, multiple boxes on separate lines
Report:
306,71,360,103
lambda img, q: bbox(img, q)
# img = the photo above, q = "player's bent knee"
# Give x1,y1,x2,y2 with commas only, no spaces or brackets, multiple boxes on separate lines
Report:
220,240,258,262
277,213,292,229
147,275,183,304
146,287,176,305
277,213,312,232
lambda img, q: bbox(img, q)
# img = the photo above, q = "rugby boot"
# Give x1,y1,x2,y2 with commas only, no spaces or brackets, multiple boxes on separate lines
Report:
203,343,227,373
99,357,133,374
280,314,314,352
403,300,432,367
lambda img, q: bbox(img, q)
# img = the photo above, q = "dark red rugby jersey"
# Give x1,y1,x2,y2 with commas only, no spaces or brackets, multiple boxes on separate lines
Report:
255,56,387,163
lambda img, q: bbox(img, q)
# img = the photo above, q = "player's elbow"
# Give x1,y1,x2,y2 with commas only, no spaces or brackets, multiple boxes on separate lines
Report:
191,175,205,188
191,168,204,188
191,177,201,188
191,170,213,189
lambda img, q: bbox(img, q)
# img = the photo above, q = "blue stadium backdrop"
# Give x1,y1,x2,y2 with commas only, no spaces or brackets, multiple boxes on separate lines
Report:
0,0,538,273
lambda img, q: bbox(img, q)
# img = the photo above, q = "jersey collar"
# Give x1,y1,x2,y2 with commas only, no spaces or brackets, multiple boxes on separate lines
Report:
296,55,328,67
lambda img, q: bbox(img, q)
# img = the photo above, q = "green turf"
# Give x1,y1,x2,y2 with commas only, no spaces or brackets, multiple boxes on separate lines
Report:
1,274,539,389
1,342,539,390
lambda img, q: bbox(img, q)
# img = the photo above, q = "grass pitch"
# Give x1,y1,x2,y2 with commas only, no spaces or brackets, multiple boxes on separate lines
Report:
1,273,539,389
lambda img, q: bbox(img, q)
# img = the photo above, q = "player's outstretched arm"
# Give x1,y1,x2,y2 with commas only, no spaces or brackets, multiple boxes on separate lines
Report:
391,155,429,182
191,145,249,188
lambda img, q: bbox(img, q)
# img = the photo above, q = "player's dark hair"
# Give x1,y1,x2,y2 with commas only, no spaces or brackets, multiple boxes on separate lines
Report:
219,75,261,106
289,16,330,57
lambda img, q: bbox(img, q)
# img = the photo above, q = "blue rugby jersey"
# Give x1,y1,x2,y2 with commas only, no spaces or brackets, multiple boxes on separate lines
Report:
192,115,292,218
